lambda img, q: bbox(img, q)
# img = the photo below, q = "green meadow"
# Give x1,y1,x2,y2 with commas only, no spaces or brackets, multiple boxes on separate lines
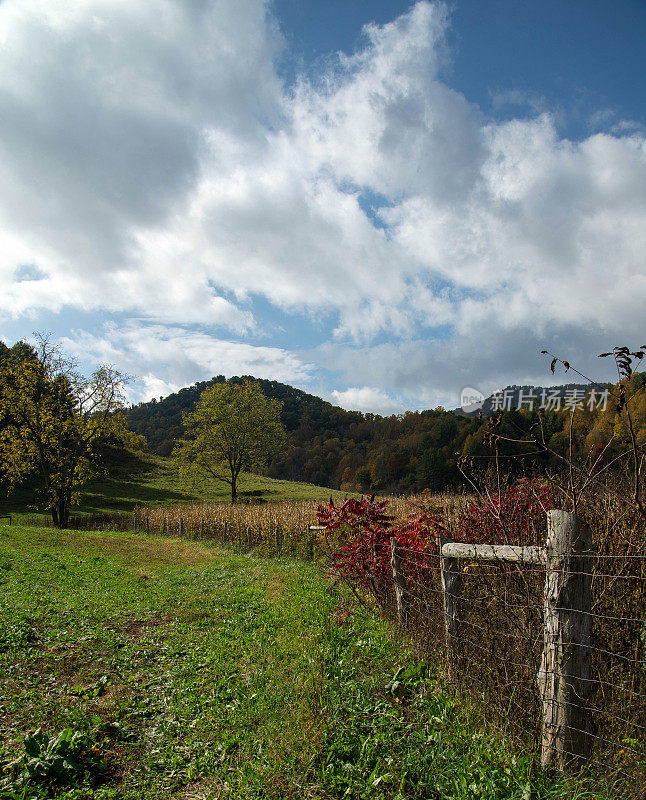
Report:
1,447,350,527
0,524,607,800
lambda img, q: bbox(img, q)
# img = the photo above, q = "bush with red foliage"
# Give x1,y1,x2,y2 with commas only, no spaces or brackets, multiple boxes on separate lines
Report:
457,478,556,547
316,495,446,606
316,480,556,607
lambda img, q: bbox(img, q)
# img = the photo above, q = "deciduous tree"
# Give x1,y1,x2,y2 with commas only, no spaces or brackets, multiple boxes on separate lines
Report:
173,380,286,503
0,337,126,527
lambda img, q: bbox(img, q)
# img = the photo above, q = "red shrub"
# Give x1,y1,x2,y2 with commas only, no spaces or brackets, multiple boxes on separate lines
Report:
458,478,556,547
316,480,556,606
316,496,446,604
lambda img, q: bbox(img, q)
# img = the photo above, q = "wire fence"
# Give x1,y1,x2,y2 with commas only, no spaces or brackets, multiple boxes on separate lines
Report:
384,519,646,794
132,500,322,557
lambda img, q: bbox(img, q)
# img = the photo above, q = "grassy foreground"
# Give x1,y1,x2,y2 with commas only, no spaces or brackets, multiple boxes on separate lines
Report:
0,526,600,800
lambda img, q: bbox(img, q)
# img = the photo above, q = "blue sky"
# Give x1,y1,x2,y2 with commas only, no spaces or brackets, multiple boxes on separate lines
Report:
275,0,646,135
1,0,645,413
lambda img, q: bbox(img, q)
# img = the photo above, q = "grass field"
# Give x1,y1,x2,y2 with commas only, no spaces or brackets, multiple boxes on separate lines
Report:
0,524,606,800
1,447,351,526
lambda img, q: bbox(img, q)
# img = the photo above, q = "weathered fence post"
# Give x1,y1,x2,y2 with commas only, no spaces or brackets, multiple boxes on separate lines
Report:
274,525,282,553
223,521,228,542
307,525,326,561
246,525,252,550
179,517,184,538
133,513,137,533
538,510,593,771
145,517,149,535
390,538,408,625
200,518,204,539
439,535,462,672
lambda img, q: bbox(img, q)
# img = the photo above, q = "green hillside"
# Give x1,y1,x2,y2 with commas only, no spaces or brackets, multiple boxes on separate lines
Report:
125,375,472,493
124,373,646,496
0,446,350,526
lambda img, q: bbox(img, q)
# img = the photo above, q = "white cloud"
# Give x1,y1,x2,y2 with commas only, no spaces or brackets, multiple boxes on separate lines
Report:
138,375,182,402
0,0,282,325
60,323,313,402
128,0,646,347
330,387,405,415
1,0,645,407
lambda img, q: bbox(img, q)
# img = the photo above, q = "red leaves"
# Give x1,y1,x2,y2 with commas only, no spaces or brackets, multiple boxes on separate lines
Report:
459,478,556,547
317,497,395,593
316,495,445,603
317,480,555,606
317,496,393,532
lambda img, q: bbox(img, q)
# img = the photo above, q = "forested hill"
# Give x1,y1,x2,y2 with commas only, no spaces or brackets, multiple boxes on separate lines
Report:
124,376,641,495
126,376,365,457
125,376,471,492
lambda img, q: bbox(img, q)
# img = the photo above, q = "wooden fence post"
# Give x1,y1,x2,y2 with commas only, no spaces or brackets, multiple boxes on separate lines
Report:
439,535,462,673
275,525,282,553
538,510,593,771
145,517,149,535
179,517,184,538
200,518,204,539
246,525,252,550
307,525,326,561
390,538,408,625
162,516,166,536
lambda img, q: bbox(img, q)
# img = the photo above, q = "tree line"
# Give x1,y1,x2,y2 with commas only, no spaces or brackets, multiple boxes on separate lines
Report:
4,337,643,519
125,374,646,495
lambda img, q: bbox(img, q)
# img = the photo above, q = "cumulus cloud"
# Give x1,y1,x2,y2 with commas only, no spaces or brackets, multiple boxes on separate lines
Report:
0,0,282,323
330,387,405,416
1,0,645,409
129,0,484,339
319,320,627,414
60,323,313,402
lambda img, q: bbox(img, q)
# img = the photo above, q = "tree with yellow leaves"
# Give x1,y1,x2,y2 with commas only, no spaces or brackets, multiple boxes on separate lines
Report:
0,336,126,528
173,379,286,503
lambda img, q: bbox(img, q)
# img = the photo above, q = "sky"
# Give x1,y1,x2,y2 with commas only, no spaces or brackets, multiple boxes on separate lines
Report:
1,0,645,414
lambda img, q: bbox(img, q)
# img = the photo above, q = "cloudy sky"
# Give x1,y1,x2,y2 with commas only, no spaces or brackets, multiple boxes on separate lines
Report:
1,0,645,413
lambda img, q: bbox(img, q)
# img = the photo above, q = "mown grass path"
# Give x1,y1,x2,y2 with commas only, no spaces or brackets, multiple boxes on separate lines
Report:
0,526,602,800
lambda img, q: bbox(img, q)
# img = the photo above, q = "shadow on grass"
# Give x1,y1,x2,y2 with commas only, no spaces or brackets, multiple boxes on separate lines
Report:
1,445,348,526
79,481,197,513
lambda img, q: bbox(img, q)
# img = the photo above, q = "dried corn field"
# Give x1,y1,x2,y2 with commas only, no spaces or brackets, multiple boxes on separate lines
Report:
132,493,470,556
134,499,321,554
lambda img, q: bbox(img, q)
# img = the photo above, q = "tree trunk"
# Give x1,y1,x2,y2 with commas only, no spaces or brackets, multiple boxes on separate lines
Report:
231,475,237,504
58,497,66,529
54,493,70,529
